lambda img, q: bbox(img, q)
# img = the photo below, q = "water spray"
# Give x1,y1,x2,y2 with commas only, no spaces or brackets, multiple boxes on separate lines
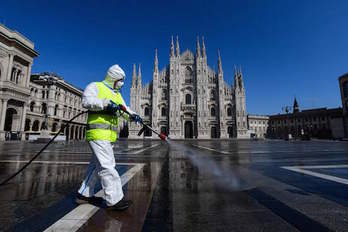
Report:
167,141,256,191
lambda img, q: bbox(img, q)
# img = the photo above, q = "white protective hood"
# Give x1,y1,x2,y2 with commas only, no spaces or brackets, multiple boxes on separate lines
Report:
104,64,125,90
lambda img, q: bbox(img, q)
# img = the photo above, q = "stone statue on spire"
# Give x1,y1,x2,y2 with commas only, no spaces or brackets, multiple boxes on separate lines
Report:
202,36,206,58
196,36,201,57
176,36,180,57
137,63,142,87
170,35,174,58
131,63,137,88
153,48,159,74
217,49,222,74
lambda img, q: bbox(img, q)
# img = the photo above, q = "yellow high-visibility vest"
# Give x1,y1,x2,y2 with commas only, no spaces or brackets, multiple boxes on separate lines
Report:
86,82,124,142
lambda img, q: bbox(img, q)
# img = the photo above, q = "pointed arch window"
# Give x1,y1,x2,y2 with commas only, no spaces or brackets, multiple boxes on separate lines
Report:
211,107,216,117
185,94,192,104
227,107,232,116
161,107,167,117
162,89,167,100
144,107,150,116
185,66,193,84
210,89,216,100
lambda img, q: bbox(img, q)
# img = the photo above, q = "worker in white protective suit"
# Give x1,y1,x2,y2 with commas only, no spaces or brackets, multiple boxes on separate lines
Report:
76,64,143,210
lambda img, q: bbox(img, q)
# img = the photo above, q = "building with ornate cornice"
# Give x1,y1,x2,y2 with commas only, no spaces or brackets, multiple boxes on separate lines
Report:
129,36,248,139
0,24,38,140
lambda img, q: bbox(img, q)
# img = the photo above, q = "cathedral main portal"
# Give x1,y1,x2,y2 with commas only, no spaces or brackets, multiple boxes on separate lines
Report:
184,121,193,138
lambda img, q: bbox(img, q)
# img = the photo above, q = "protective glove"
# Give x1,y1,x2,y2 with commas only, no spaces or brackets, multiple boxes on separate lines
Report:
106,101,120,114
130,114,143,124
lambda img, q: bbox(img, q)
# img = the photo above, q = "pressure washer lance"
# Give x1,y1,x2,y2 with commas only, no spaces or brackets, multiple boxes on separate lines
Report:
118,104,168,141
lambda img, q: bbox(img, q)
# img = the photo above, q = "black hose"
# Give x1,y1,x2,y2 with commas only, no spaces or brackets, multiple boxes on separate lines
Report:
0,111,88,186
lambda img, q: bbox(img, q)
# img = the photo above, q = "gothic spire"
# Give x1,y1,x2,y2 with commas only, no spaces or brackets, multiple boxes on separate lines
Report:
154,48,158,73
196,36,201,57
234,65,239,88
293,97,299,113
137,63,142,87
217,49,222,73
170,35,174,58
238,65,243,81
176,35,180,57
202,36,206,58
238,65,244,89
131,63,137,88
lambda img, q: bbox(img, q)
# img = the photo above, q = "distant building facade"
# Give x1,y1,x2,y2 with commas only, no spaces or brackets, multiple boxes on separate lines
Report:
247,115,269,138
339,73,348,137
0,24,86,141
129,37,248,139
267,98,344,139
26,73,87,140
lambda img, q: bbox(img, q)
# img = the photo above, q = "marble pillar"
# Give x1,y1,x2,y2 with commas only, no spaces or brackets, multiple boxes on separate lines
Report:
26,64,32,88
6,54,14,81
0,99,8,140
20,104,27,140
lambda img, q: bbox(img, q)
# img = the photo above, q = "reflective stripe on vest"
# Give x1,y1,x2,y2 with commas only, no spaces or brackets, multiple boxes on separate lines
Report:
86,82,125,142
87,123,118,131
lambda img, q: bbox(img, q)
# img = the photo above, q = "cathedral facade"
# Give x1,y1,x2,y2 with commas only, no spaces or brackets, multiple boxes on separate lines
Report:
129,37,248,139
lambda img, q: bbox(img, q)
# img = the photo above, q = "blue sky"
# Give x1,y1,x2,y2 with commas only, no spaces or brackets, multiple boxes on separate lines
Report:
1,0,348,115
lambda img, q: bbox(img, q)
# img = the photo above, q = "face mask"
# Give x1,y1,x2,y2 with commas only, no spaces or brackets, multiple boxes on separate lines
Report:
114,80,124,90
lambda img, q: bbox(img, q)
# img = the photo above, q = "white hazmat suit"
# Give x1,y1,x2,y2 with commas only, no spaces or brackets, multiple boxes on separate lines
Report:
78,64,135,206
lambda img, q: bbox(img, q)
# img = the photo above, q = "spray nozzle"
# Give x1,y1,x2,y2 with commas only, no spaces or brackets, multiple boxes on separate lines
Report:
119,104,127,112
159,133,167,141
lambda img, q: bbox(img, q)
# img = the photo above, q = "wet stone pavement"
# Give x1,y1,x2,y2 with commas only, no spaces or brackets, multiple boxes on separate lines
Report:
0,139,347,232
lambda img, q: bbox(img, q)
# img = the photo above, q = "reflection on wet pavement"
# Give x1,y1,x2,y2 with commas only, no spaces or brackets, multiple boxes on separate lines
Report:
0,140,347,231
